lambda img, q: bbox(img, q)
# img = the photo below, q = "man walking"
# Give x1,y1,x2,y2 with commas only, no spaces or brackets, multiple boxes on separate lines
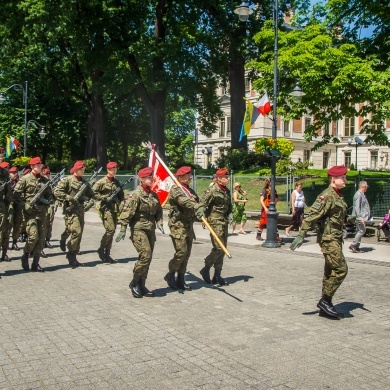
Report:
349,181,370,253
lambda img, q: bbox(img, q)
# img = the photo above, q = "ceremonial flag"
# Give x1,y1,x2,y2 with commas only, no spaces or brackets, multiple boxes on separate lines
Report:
5,136,15,158
239,100,260,142
11,136,21,151
148,145,174,205
254,92,271,116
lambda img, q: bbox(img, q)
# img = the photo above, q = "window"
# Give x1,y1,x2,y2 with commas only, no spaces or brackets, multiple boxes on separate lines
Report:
226,116,231,134
371,151,378,169
245,78,251,92
304,150,311,162
344,151,351,168
305,117,311,130
323,152,330,169
345,117,355,137
323,123,330,136
283,121,290,137
219,117,225,137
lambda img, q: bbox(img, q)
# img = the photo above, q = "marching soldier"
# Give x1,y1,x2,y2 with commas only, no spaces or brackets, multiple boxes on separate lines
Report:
13,157,53,272
9,166,22,251
41,167,56,257
93,161,124,264
54,161,95,268
290,165,348,319
115,167,163,298
0,165,13,269
164,166,203,290
199,168,232,286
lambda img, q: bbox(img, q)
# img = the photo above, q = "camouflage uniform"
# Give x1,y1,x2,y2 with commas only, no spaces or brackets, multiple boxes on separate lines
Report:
93,176,124,262
13,172,53,271
118,185,163,280
300,185,348,298
165,184,200,289
0,169,13,265
200,183,232,283
54,175,95,266
10,174,23,249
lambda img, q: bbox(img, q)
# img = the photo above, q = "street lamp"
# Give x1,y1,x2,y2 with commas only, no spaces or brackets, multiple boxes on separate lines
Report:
26,120,46,154
235,1,304,247
0,81,28,155
347,136,363,170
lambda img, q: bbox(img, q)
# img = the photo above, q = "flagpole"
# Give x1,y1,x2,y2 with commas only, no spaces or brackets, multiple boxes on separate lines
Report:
145,143,232,258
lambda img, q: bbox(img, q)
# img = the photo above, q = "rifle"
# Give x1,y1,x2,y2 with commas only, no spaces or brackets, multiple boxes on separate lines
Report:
70,167,103,204
100,176,134,213
30,168,66,207
50,169,65,188
0,178,12,193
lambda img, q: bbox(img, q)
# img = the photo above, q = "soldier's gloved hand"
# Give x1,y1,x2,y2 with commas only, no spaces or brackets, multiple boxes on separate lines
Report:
115,228,126,242
66,195,76,204
290,234,304,251
195,206,205,221
156,221,165,234
228,214,233,224
24,203,33,214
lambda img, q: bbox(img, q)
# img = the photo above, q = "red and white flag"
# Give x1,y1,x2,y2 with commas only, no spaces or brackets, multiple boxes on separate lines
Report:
254,92,271,116
148,145,174,205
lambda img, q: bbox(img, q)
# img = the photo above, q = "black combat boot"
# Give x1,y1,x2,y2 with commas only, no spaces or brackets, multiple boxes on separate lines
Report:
212,269,228,286
139,279,155,297
164,271,177,290
129,274,143,298
66,252,79,269
200,266,211,284
0,249,10,262
177,273,191,290
41,249,47,258
105,249,117,264
11,239,20,251
317,295,343,318
97,246,107,262
31,256,45,272
45,240,53,249
60,239,66,252
21,252,29,271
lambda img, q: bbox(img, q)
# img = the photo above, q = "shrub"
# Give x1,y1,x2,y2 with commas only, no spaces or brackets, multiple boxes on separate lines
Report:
84,158,98,172
214,147,269,171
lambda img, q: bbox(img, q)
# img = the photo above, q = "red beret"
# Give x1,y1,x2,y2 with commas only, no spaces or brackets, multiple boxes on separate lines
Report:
216,168,229,177
175,166,191,176
23,168,31,175
106,161,118,169
0,162,10,169
42,168,50,175
327,166,348,177
9,166,18,173
72,161,85,170
138,167,154,178
29,157,41,165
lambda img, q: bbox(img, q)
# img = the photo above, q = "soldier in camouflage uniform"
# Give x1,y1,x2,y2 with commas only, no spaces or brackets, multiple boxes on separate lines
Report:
164,166,204,291
199,168,232,286
93,161,124,264
116,167,163,298
0,165,13,270
13,157,53,272
54,161,95,268
290,165,349,319
9,166,22,251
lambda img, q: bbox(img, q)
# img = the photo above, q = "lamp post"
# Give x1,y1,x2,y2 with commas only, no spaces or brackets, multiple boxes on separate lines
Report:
347,136,363,170
26,120,46,155
0,81,28,155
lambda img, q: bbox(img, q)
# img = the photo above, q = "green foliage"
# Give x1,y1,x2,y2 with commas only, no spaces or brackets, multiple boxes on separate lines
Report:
84,158,98,172
44,158,70,173
275,157,313,176
254,138,294,156
11,156,30,168
349,163,355,171
214,148,269,171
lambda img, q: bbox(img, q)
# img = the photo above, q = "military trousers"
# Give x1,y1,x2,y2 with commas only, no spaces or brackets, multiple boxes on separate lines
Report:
11,205,23,241
168,224,194,274
321,240,348,297
24,211,46,256
100,209,117,250
45,205,56,240
204,221,228,271
66,212,85,253
131,229,156,279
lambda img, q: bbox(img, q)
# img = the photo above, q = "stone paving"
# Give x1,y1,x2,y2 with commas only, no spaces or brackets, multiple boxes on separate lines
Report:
0,209,389,389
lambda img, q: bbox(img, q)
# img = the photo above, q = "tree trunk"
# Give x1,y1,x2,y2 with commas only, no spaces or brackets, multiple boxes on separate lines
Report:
229,52,247,150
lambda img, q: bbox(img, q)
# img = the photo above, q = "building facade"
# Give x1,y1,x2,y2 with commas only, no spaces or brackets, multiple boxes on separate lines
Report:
195,85,390,171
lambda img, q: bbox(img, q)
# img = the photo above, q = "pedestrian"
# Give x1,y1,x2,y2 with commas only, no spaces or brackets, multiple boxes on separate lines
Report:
0,165,12,267
199,167,232,286
9,166,22,251
93,161,124,264
290,165,348,319
285,182,306,236
13,157,53,272
54,161,95,268
164,166,203,290
349,181,370,253
231,182,248,235
256,179,282,242
115,167,163,298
